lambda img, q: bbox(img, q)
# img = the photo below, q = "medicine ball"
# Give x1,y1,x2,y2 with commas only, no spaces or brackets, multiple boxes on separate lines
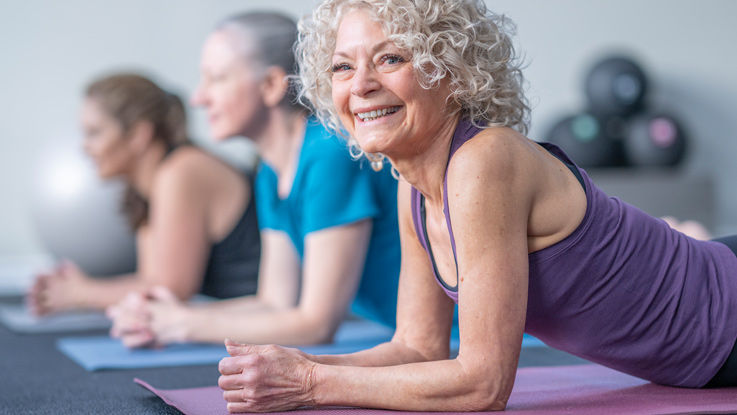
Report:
623,113,687,167
585,56,648,117
545,113,626,168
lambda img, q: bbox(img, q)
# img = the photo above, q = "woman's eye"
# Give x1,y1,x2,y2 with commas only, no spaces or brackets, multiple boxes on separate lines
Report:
380,54,405,65
331,63,351,73
206,72,227,83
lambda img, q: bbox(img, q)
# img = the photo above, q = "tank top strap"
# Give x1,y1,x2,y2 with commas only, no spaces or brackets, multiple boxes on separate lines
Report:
408,119,484,298
442,119,485,277
537,141,577,165
410,187,426,248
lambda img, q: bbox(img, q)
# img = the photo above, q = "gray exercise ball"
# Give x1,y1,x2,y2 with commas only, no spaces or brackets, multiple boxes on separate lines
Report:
30,135,136,276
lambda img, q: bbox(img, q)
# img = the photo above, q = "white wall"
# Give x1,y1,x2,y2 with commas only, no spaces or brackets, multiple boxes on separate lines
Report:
2,0,736,258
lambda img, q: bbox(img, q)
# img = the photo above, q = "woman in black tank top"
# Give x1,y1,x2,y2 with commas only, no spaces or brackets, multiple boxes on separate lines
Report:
27,73,259,316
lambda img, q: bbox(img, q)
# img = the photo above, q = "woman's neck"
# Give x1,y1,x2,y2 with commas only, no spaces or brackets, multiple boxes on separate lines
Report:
388,114,460,206
254,109,307,176
128,140,168,198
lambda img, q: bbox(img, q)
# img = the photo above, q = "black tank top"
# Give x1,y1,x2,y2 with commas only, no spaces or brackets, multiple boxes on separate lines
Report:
199,171,261,298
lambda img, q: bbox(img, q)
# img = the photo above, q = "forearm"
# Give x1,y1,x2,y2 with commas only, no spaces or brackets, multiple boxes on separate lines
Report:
312,358,508,411
184,307,339,345
308,338,443,367
191,294,270,314
76,274,144,310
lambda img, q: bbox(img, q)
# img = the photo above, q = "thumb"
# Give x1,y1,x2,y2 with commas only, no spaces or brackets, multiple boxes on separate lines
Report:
224,338,255,356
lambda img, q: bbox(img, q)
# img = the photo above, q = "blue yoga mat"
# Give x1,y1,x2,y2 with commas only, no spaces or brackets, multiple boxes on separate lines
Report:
57,318,545,371
57,319,395,371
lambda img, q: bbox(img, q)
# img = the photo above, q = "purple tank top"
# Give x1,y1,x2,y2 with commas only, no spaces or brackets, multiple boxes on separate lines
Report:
411,119,737,387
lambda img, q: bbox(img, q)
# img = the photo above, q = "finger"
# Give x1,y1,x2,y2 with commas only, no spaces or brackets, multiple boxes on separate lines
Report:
219,356,250,376
121,291,147,309
105,305,121,319
149,285,177,302
219,374,245,391
227,402,252,414
222,388,247,402
108,299,150,320
121,331,154,348
54,261,71,278
28,275,49,294
112,315,151,336
224,339,257,356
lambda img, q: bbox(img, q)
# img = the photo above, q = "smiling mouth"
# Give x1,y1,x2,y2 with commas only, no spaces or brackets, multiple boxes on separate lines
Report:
356,106,402,122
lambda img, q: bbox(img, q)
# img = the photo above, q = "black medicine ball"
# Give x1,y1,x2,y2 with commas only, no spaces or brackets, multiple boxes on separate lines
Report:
545,113,626,168
623,113,687,167
585,56,648,117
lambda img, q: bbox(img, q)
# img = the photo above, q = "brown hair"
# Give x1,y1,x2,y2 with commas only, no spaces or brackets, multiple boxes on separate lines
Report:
85,73,190,229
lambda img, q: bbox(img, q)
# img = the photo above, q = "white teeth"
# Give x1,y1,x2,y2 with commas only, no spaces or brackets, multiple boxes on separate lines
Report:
357,106,400,121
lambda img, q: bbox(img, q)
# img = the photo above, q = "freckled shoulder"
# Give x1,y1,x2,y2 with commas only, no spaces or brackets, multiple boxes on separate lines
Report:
446,126,534,187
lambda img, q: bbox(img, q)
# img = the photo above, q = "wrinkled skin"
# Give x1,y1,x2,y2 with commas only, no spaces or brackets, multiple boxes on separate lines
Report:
218,340,318,413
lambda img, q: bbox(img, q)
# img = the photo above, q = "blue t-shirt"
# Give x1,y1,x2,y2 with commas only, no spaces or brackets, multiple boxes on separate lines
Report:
255,119,400,327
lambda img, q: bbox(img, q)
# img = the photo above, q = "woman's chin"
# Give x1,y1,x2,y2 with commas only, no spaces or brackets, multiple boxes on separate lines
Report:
354,135,390,155
209,129,233,142
97,170,118,181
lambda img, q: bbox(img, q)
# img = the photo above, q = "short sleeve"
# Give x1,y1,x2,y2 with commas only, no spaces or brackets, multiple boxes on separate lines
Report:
254,163,285,232
300,135,381,236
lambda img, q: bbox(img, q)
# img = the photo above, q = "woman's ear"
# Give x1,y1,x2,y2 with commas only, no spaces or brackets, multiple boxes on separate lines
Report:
127,120,155,154
260,66,289,108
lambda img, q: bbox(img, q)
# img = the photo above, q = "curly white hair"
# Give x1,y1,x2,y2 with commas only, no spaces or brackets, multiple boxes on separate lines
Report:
296,0,530,160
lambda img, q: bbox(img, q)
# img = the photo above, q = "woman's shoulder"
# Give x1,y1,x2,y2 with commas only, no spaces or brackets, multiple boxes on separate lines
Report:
450,126,534,178
155,146,247,194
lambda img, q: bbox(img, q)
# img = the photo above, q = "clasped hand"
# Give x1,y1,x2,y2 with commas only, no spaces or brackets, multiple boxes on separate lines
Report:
219,339,318,413
27,260,89,316
107,286,188,348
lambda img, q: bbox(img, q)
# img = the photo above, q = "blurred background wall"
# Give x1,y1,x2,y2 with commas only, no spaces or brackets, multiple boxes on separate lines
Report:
1,0,736,261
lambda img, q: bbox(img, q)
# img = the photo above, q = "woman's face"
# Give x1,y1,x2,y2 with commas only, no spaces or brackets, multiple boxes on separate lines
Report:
330,8,452,157
80,98,136,179
191,31,267,141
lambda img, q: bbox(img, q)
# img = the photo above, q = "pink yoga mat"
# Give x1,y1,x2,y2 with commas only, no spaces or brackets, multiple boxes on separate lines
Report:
135,364,737,415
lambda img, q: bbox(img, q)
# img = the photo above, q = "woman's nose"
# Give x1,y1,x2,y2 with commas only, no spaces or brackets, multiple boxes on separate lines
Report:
190,84,207,107
350,66,380,97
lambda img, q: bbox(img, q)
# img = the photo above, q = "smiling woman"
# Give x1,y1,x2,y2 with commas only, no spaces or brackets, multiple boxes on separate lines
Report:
107,11,402,352
211,0,737,413
297,0,528,165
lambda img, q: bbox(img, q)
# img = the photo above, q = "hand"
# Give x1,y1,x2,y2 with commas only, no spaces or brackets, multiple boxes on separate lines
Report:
662,216,712,241
145,286,191,345
108,291,156,348
27,261,90,316
218,340,318,413
108,286,190,348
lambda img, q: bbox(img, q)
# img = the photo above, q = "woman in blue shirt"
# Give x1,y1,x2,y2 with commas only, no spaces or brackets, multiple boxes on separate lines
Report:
108,11,400,346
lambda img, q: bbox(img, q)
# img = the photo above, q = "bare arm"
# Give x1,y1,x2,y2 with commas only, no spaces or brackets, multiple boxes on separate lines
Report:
310,141,531,410
307,181,454,367
74,162,213,310
187,230,302,315
219,132,532,412
181,220,371,345
111,219,372,347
